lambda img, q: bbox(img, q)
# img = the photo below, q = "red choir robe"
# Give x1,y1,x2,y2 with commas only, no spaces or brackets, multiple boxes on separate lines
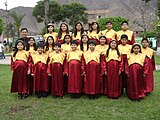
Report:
87,31,100,45
99,29,117,44
118,44,132,92
116,30,135,45
31,53,49,93
11,50,29,94
47,51,65,97
103,49,123,98
126,53,148,100
82,50,103,95
64,50,83,93
142,47,156,93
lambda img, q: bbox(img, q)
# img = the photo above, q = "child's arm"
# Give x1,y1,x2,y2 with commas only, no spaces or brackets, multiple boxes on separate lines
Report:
151,54,156,71
63,53,68,76
118,56,124,75
10,56,14,73
81,54,86,76
143,57,149,77
100,54,107,75
125,56,130,77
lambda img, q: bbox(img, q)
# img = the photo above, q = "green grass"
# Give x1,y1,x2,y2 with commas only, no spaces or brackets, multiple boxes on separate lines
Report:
0,65,160,120
155,53,160,65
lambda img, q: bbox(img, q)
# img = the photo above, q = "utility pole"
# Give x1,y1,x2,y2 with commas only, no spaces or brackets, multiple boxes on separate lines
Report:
4,0,9,45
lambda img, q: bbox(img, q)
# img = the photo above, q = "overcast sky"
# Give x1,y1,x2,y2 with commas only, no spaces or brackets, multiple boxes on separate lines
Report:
0,0,40,10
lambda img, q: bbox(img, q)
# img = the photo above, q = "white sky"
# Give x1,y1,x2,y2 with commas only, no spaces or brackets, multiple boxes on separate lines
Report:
0,0,40,10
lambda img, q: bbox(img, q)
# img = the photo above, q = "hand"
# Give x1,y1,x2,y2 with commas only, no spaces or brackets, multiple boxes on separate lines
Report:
31,74,34,76
12,71,13,74
104,71,107,75
82,72,86,76
127,74,130,77
27,69,31,75
63,72,68,76
118,71,121,75
143,74,146,77
48,73,52,76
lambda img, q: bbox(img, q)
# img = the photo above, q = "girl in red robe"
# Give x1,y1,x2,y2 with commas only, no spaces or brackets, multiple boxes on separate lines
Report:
64,40,83,98
31,43,49,98
26,37,37,95
103,40,123,99
11,40,30,99
44,36,54,55
141,38,155,96
48,43,65,98
126,43,148,101
82,40,103,99
79,34,90,52
61,34,72,54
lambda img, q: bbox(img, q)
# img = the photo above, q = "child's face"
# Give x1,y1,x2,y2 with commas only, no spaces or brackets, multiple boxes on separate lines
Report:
92,23,98,30
106,23,112,30
142,40,149,48
17,42,24,50
61,24,67,32
71,44,77,51
89,44,95,51
82,36,88,44
100,37,106,45
110,41,117,49
76,23,82,31
54,46,60,52
121,38,127,45
133,46,140,54
121,23,128,31
48,26,54,32
37,47,44,54
48,37,54,45
65,36,71,43
28,38,35,46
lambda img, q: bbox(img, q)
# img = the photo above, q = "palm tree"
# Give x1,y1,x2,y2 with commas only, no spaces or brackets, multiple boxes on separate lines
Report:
44,0,49,27
9,11,25,37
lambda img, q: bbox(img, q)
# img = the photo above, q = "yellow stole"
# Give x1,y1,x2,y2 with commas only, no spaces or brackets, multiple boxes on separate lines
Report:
49,51,65,65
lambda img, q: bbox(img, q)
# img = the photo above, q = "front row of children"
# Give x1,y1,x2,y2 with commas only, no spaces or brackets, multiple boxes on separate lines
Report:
11,35,155,101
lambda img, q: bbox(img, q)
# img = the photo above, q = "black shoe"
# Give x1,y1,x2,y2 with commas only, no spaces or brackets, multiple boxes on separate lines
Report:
146,92,151,96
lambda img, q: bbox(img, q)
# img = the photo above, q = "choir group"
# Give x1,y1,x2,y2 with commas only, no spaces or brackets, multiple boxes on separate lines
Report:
10,20,155,101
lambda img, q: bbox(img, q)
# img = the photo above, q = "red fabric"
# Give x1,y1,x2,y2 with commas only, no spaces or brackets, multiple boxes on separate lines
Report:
57,39,63,45
67,60,83,93
106,38,112,44
33,62,49,92
144,56,155,93
118,34,135,45
49,63,64,97
104,60,122,97
84,61,102,95
91,38,99,45
11,60,29,94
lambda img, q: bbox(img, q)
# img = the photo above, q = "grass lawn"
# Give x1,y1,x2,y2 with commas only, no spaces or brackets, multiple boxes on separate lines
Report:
0,65,160,120
155,53,160,65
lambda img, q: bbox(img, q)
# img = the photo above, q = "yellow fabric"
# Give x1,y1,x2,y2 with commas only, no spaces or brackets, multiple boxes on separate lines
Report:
141,47,153,59
43,32,57,42
95,44,108,55
28,46,36,55
99,29,116,39
118,44,132,55
12,50,29,62
66,50,83,62
127,53,146,66
61,43,71,53
49,52,65,65
45,46,53,55
87,31,100,39
117,30,133,41
32,53,48,64
59,32,72,40
106,49,121,62
83,50,101,64
78,44,88,52
72,31,81,40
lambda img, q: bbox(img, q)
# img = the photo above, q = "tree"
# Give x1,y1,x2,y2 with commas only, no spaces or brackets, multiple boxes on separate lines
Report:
98,17,129,31
32,0,62,25
0,17,3,35
44,0,49,27
9,11,25,37
157,0,160,19
61,2,88,26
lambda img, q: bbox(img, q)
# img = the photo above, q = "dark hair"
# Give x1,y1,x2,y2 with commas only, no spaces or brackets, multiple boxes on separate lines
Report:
88,40,96,46
121,21,129,26
58,23,69,39
20,28,28,32
62,34,72,44
99,35,107,44
106,40,120,57
90,22,100,33
37,42,45,49
70,40,78,46
54,42,61,48
105,20,112,25
131,44,142,53
80,35,90,51
47,24,55,33
26,37,37,51
141,38,149,43
121,34,128,40
74,21,84,38
45,36,54,51
13,40,25,57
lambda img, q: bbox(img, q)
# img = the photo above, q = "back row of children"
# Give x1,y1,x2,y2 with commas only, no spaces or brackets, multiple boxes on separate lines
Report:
11,31,155,101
